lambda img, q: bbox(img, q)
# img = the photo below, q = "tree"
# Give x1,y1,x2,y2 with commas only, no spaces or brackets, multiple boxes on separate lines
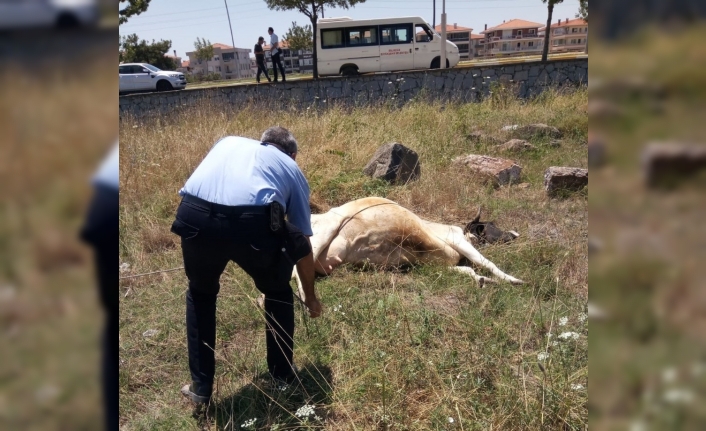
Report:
577,0,588,22
193,38,215,67
284,21,313,52
120,34,176,70
263,0,367,78
541,0,564,62
119,0,151,25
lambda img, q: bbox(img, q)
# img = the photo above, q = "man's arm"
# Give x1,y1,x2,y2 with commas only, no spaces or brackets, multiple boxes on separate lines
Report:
296,237,321,318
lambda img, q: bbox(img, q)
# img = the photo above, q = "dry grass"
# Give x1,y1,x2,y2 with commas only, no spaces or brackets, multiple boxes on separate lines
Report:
0,39,116,428
119,86,587,430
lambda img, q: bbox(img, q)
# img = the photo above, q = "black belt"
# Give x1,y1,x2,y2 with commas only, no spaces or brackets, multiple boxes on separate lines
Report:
182,194,269,216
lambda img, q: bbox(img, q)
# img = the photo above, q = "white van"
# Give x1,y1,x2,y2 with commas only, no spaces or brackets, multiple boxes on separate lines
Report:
316,16,460,76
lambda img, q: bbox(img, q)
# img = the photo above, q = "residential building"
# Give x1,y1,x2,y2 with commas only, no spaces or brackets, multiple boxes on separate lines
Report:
185,42,253,79
470,33,486,58
429,24,473,59
165,52,182,70
177,60,191,74
539,18,588,53
480,19,544,57
263,39,314,74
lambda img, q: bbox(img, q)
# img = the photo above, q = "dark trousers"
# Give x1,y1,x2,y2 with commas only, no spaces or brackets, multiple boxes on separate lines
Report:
171,196,296,397
80,184,119,431
271,52,286,81
256,58,270,82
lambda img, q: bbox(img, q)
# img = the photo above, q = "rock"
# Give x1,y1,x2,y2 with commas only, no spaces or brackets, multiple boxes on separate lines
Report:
467,131,502,145
588,133,606,167
642,143,706,188
363,142,421,184
453,154,522,186
498,139,534,152
503,123,562,139
543,166,589,196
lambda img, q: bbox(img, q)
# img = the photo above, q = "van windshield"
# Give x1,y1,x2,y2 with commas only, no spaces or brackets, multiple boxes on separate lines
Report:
427,23,438,35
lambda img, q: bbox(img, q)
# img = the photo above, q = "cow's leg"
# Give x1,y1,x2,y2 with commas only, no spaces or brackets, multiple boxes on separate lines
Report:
450,266,496,285
449,234,524,284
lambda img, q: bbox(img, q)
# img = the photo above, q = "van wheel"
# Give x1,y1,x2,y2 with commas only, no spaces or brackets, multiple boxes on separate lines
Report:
156,80,173,91
430,58,450,69
340,66,358,77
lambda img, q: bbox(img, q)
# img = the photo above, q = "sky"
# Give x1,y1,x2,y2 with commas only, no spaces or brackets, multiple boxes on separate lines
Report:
119,0,582,61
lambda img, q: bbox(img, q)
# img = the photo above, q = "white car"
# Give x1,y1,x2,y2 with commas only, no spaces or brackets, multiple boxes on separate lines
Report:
119,63,187,93
0,0,99,30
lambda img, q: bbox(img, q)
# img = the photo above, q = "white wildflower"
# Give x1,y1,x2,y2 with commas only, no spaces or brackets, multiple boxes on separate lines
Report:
662,367,677,383
578,312,588,323
314,415,322,421
550,341,559,347
630,419,647,431
448,417,454,423
241,418,257,428
295,404,315,418
557,331,580,340
663,388,694,404
571,383,584,390
537,352,549,361
558,317,568,326
119,262,131,273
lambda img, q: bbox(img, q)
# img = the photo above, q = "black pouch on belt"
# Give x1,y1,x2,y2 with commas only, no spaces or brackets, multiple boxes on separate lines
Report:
270,201,285,235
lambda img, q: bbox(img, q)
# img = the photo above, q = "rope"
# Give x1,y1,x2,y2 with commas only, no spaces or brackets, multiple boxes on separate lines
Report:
119,266,184,280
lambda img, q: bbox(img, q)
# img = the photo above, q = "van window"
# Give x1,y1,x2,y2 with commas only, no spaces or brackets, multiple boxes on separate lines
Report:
321,29,344,48
380,24,413,45
119,66,129,74
415,24,433,43
346,26,378,46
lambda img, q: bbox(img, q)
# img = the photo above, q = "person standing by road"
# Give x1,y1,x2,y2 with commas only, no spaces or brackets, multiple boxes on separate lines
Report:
254,36,271,84
173,127,322,405
268,27,286,82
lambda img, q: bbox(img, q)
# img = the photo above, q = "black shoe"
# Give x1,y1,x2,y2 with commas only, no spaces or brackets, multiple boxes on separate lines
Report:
180,384,211,404
273,79,279,83
270,365,299,390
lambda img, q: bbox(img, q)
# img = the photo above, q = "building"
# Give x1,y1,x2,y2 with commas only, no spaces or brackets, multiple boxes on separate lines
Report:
429,24,473,59
480,19,544,57
470,33,486,58
185,42,253,79
263,39,314,74
165,52,182,70
539,18,588,53
177,60,191,74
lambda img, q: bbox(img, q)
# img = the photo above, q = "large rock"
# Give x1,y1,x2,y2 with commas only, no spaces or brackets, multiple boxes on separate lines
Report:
453,154,522,185
502,123,562,139
642,143,706,188
363,142,421,184
498,139,534,153
544,166,588,196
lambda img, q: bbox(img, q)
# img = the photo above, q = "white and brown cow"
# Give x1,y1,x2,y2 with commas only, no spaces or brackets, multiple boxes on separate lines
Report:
292,197,523,297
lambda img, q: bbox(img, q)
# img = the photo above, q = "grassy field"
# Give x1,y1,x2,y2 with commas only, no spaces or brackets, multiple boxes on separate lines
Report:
119,87,588,430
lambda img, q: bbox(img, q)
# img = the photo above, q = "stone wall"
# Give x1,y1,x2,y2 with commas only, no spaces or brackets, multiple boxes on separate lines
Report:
119,59,587,120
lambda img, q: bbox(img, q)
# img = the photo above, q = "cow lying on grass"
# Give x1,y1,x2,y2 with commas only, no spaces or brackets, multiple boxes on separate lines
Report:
292,197,523,298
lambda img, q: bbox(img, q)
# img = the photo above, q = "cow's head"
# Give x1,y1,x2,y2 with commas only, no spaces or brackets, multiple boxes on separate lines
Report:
464,207,520,244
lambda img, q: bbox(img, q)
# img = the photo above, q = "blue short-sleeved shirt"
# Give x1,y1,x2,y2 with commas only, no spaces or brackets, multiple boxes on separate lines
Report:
93,142,119,190
179,136,312,236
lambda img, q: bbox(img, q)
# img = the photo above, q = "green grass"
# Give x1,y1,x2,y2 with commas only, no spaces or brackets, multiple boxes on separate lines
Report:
119,87,588,430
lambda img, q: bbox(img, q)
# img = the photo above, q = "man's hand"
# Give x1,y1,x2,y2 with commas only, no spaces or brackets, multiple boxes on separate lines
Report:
304,297,322,318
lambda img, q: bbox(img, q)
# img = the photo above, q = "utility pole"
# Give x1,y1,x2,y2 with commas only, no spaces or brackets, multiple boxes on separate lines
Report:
433,0,436,29
223,0,237,75
440,0,446,69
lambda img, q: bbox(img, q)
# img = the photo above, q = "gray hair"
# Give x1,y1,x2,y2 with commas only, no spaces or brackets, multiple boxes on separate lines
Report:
261,126,298,155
